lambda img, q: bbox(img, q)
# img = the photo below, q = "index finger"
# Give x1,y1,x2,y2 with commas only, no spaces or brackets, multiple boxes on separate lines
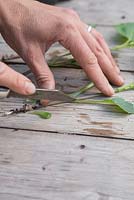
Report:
59,28,114,96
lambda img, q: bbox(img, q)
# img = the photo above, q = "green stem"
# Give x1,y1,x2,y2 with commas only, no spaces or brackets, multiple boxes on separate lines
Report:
74,98,114,105
111,40,130,50
115,82,134,93
69,82,94,98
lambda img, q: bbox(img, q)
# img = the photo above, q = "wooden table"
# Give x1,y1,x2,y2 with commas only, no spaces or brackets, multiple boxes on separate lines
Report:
0,0,134,199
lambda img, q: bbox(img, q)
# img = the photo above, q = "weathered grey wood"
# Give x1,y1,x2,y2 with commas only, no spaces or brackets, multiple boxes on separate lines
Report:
0,69,133,139
0,0,134,199
58,0,134,25
0,99,134,139
0,128,134,200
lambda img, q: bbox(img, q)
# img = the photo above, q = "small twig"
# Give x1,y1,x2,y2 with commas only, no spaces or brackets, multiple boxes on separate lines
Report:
3,101,42,116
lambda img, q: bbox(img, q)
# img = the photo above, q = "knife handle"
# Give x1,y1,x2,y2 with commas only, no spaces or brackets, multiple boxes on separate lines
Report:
0,87,10,98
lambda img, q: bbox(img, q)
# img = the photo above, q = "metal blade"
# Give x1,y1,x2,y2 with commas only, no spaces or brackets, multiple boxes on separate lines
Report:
8,89,75,102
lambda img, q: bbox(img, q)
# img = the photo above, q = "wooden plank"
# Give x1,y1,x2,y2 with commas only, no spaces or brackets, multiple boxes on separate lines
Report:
58,0,134,25
0,99,134,139
0,128,134,200
0,69,133,139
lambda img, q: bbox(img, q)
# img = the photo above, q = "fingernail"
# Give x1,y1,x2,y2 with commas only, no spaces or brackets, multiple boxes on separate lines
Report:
118,75,124,84
108,85,114,96
25,82,36,94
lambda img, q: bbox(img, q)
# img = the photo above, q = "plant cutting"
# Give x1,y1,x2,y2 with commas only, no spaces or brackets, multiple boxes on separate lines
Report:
112,22,134,50
69,82,134,114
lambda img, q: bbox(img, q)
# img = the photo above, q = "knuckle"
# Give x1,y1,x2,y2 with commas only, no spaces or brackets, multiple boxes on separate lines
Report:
86,53,98,66
63,8,79,18
94,45,104,56
96,31,104,41
63,21,76,33
36,73,52,86
14,72,24,89
15,73,21,86
59,21,76,44
36,73,55,89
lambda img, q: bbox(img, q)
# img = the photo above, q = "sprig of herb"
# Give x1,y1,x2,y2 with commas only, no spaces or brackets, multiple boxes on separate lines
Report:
112,22,134,50
115,82,134,93
74,97,134,114
68,82,134,114
69,82,94,98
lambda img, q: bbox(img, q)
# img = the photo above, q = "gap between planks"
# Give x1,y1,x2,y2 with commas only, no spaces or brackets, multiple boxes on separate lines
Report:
1,126,134,142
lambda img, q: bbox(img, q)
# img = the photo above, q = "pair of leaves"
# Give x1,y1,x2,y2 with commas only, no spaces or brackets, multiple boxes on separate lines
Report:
112,22,134,50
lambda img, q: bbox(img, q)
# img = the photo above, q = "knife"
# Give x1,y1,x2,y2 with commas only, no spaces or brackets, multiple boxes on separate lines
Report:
0,87,75,103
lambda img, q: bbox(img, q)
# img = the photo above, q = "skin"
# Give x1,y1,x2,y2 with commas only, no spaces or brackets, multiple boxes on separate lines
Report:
0,0,124,96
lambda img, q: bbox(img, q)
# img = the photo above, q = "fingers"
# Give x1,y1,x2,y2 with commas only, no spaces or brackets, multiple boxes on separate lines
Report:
0,61,35,95
24,46,55,89
79,25,124,86
91,28,120,74
60,28,114,96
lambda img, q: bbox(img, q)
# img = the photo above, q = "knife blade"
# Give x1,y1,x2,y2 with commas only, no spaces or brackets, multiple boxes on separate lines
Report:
0,87,75,103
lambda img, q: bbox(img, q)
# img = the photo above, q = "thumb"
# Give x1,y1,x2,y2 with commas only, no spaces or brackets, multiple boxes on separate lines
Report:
0,61,36,95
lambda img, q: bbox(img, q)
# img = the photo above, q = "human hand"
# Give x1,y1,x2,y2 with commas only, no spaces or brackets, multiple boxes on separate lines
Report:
0,0,124,96
0,61,36,95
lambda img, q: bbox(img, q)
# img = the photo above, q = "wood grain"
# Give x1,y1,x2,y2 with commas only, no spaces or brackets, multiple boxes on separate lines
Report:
58,0,134,25
0,0,134,199
0,68,133,138
0,128,134,200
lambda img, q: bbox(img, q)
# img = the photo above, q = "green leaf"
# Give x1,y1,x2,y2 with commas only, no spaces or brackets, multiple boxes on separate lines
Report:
69,82,94,98
111,22,134,50
32,111,52,119
112,22,134,50
111,97,134,114
115,22,134,41
75,97,134,114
